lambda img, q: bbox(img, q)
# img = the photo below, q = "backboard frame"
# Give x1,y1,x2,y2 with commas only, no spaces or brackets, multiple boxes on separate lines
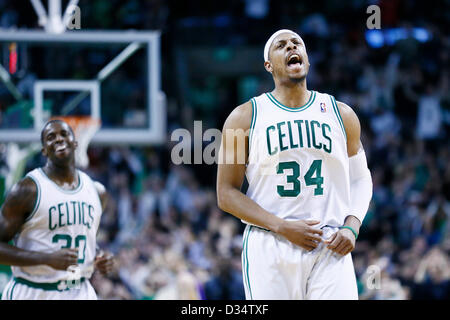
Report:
0,29,165,145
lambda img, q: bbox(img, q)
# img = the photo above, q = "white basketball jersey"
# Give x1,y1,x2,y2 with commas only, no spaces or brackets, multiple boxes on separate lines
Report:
12,168,102,283
245,90,350,227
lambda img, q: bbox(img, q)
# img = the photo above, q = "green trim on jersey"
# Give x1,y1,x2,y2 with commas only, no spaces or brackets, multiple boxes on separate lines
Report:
242,226,248,296
9,281,18,299
330,95,347,140
4,281,12,300
266,91,316,112
24,175,41,222
38,168,83,194
249,98,258,149
243,225,253,299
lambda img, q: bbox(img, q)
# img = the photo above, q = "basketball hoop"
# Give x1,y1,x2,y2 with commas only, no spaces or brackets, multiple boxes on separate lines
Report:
51,116,100,169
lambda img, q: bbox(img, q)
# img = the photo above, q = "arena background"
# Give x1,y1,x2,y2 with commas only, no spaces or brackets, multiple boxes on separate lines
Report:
0,0,449,300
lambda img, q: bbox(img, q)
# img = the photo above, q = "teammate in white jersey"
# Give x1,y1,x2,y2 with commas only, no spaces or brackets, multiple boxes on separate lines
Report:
217,30,373,299
0,120,114,300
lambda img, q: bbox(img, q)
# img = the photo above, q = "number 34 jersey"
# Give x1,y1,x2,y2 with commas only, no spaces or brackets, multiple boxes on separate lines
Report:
245,90,351,228
12,168,102,283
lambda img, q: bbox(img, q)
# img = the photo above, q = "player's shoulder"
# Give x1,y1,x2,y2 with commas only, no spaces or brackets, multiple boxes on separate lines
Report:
2,174,38,212
335,100,360,131
12,173,38,195
76,169,107,202
334,100,357,119
93,180,106,196
223,100,254,131
329,99,361,145
77,170,104,191
92,180,108,209
320,91,356,116
321,92,361,131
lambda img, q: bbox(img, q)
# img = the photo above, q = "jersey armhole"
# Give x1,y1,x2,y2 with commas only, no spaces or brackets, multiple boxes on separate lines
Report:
329,95,347,141
24,175,41,222
83,172,105,209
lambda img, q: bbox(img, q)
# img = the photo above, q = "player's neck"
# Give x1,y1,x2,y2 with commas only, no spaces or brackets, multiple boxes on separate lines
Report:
43,161,77,184
272,80,310,109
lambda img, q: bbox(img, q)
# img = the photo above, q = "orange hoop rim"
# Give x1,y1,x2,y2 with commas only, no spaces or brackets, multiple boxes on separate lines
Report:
49,116,101,133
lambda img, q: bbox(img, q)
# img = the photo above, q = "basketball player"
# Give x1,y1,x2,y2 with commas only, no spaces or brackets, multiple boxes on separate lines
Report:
217,30,373,299
0,120,114,300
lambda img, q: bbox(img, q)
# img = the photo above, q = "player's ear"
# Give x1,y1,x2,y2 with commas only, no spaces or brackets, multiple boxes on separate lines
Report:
41,147,47,157
73,140,78,150
264,61,273,73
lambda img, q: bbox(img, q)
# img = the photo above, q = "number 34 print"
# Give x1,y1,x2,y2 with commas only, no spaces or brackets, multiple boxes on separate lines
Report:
277,160,324,197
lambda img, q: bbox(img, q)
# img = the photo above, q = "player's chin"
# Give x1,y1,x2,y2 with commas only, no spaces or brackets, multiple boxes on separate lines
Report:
286,67,308,81
51,152,74,163
288,74,307,83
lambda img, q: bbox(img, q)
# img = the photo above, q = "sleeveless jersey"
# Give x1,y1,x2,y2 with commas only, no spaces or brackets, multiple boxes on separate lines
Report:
245,90,350,227
12,168,102,283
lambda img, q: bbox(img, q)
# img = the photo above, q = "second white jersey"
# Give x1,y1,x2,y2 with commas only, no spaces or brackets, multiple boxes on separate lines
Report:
12,168,102,283
246,90,350,227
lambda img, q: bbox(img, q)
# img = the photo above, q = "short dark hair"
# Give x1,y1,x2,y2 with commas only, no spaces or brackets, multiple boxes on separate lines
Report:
40,119,75,145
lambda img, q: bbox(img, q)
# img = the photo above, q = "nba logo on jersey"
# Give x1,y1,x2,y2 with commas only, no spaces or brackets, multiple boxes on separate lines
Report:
320,102,326,112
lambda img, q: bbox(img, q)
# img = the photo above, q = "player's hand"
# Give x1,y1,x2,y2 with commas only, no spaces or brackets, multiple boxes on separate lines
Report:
324,228,356,256
95,251,115,276
46,248,79,270
278,220,323,251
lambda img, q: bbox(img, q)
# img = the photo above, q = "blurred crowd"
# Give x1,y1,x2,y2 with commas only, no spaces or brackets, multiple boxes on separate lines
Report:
82,146,246,299
1,0,450,299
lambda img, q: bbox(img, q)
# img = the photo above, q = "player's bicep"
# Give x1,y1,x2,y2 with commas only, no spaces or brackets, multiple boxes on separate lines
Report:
217,134,248,191
0,178,37,242
217,102,252,191
217,162,247,191
337,101,362,157
217,148,247,208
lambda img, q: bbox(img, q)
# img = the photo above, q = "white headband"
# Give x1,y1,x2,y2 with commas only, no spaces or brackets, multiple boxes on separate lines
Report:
263,29,301,62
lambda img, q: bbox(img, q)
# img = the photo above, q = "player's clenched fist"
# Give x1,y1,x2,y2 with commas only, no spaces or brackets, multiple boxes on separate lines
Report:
46,248,79,270
95,251,115,275
325,228,356,256
277,220,323,251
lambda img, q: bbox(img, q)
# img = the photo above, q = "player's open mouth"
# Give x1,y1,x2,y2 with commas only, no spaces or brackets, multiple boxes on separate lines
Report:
287,54,302,68
55,144,67,153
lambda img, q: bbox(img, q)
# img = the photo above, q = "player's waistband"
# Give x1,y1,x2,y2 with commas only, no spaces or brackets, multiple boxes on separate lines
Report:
245,223,340,233
245,224,270,232
13,276,86,291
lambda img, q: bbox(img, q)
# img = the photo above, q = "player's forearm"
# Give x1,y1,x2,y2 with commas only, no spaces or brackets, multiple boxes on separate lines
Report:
217,186,284,233
0,242,49,267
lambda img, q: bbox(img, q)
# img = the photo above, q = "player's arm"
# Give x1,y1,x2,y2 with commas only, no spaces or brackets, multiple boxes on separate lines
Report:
217,102,323,251
93,180,114,275
0,178,78,269
217,101,279,229
325,101,373,255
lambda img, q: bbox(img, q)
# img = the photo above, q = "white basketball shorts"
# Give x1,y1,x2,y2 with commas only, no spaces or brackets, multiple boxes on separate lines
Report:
241,224,358,300
1,277,97,300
